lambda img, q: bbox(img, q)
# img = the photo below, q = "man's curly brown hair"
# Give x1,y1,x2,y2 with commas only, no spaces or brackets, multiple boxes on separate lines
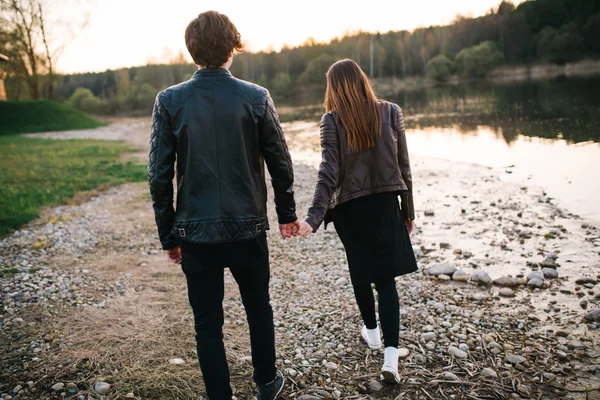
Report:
185,11,244,68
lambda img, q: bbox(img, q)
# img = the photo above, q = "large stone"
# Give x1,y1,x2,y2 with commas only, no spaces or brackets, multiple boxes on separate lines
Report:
452,270,470,282
448,346,468,359
324,361,338,370
443,372,460,381
368,380,384,392
499,288,516,297
494,276,519,288
505,354,526,365
421,332,437,342
481,368,498,378
527,278,544,289
428,263,457,276
583,310,600,323
526,271,544,281
471,270,492,285
168,358,185,365
542,268,559,279
540,258,559,269
398,348,410,358
94,382,111,395
51,383,65,392
575,277,597,285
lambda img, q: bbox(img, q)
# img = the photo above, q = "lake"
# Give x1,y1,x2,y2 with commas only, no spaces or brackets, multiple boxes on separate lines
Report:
282,76,600,223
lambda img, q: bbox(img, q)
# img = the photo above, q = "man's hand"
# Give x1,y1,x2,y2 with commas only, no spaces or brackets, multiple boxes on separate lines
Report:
405,220,414,235
297,220,313,237
279,221,300,239
166,246,182,264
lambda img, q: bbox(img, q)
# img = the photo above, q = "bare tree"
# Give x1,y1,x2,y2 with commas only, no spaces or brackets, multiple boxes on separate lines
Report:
0,0,87,99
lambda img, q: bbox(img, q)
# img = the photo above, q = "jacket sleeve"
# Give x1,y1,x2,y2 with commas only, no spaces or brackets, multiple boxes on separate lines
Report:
394,105,415,221
258,92,297,224
148,93,178,250
305,113,340,232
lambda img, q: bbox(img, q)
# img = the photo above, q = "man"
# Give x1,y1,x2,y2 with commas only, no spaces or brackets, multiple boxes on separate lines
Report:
148,11,298,400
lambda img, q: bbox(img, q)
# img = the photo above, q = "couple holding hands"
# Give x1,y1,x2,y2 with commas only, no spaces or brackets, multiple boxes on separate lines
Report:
148,10,417,400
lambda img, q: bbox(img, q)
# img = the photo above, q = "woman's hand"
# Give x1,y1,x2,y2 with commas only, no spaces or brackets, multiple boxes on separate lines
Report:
405,220,414,235
297,220,313,237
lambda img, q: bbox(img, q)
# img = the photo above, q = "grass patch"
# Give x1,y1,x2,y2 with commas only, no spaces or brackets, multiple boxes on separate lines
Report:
544,233,557,240
0,136,147,236
0,100,105,135
0,267,20,278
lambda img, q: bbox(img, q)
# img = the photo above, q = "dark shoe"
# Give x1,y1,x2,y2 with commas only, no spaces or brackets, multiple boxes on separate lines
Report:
257,370,284,400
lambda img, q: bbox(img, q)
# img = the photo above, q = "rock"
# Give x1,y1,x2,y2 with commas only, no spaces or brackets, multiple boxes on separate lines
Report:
12,385,22,394
542,268,559,279
368,379,384,392
168,358,185,365
429,263,457,276
580,300,588,309
517,384,531,396
440,243,451,249
303,334,317,343
575,277,597,285
471,271,492,285
398,348,410,358
438,274,451,280
324,361,338,370
335,277,347,286
557,350,568,361
421,332,437,342
287,368,298,377
459,343,469,352
443,372,460,381
505,354,526,365
297,272,310,282
297,396,321,400
51,383,65,392
424,210,435,216
481,368,498,378
494,276,519,288
527,278,544,289
526,271,544,281
452,270,470,282
583,310,600,323
125,394,135,399
540,258,559,269
94,382,111,395
542,372,556,381
448,346,468,359
499,288,516,297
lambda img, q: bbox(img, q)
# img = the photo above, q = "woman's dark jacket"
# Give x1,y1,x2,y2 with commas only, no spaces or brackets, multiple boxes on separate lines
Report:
305,101,414,231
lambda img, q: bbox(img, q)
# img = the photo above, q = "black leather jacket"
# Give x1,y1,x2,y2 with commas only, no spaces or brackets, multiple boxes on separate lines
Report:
148,68,297,249
306,101,414,231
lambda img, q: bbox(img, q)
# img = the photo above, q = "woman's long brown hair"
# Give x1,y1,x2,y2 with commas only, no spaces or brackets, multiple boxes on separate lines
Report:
324,59,382,152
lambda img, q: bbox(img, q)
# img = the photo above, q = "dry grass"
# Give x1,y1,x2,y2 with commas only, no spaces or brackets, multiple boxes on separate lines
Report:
46,248,258,399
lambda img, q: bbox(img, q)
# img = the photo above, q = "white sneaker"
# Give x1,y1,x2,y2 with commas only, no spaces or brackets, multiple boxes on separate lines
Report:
381,347,400,384
360,325,382,350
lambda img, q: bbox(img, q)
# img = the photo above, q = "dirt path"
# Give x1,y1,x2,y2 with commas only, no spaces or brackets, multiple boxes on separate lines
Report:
1,119,599,400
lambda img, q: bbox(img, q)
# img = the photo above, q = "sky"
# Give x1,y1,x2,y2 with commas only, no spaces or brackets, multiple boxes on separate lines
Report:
55,0,520,74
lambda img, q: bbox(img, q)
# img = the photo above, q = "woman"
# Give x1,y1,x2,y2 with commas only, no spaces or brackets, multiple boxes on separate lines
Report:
297,59,417,384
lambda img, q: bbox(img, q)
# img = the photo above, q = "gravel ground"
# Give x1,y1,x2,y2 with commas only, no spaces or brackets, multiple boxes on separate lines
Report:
1,119,599,400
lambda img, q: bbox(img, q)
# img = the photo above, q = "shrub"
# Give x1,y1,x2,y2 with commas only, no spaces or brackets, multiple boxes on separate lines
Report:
427,55,455,83
455,41,505,78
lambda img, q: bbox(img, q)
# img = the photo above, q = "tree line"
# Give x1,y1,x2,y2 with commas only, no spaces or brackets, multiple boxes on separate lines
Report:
2,0,599,115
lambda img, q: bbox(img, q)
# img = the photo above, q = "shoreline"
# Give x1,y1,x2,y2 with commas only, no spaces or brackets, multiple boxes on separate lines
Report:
0,119,598,399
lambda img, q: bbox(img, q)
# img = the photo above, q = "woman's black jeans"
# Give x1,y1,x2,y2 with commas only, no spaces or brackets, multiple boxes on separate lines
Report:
181,235,276,400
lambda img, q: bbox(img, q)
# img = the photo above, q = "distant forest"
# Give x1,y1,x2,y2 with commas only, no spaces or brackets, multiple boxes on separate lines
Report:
3,0,600,115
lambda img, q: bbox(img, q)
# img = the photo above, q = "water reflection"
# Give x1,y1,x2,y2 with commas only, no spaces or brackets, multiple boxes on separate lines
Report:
387,77,600,144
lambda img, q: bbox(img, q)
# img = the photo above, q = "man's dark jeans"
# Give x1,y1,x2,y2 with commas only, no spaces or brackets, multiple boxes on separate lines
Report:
181,234,276,400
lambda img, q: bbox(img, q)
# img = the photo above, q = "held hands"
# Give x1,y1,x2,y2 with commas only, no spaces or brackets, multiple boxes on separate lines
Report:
405,220,414,235
279,219,313,239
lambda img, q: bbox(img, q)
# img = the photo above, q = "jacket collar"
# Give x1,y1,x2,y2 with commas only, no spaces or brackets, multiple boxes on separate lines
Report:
193,68,232,78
